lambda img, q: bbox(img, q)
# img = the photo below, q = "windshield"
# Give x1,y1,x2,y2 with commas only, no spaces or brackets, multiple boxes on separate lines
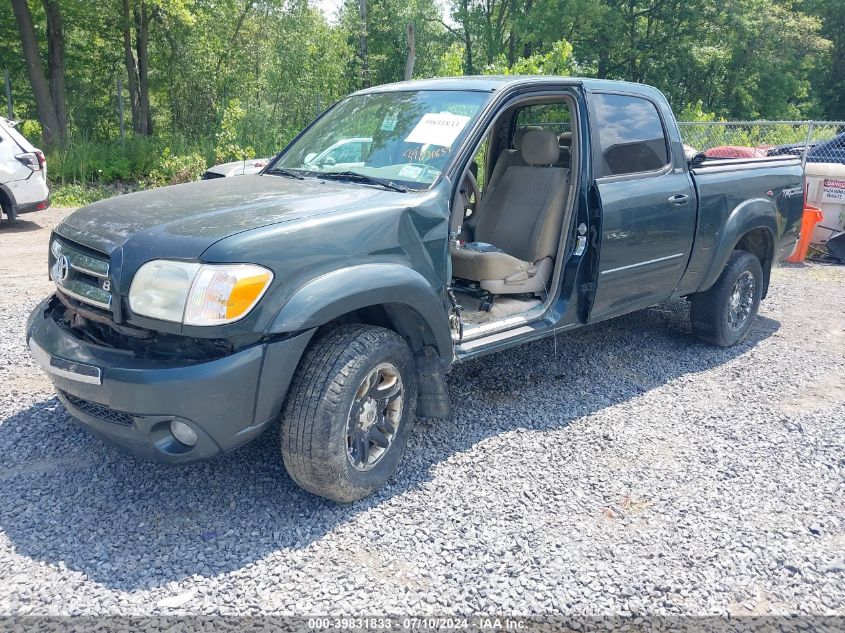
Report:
268,90,490,190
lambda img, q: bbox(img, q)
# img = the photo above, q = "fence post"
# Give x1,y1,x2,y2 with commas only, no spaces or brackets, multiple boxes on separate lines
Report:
315,93,322,119
3,69,12,120
802,122,813,170
117,75,125,143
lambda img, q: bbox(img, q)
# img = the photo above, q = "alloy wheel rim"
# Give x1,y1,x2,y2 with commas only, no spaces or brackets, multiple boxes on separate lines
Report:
728,270,755,329
346,362,403,471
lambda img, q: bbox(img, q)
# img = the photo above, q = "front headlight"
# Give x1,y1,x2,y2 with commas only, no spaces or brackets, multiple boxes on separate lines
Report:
129,260,273,326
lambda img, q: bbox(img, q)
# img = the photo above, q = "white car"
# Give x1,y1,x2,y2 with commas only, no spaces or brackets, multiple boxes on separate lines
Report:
0,117,49,221
301,137,372,168
201,157,271,179
201,138,374,179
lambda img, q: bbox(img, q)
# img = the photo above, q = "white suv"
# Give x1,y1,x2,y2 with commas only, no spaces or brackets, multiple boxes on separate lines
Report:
0,117,49,221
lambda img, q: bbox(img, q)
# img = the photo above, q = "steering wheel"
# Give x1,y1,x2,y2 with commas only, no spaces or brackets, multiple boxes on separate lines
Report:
462,168,480,216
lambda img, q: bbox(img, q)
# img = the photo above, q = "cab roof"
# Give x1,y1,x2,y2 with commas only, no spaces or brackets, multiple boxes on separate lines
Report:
354,75,666,100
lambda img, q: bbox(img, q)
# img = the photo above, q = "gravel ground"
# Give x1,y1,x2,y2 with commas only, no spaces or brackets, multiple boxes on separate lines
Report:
0,206,843,617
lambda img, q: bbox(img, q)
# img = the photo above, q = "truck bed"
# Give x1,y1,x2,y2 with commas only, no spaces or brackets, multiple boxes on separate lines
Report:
675,156,805,296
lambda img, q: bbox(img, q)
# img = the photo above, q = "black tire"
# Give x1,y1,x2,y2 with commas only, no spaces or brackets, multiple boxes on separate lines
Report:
690,249,763,347
280,324,418,502
0,199,14,222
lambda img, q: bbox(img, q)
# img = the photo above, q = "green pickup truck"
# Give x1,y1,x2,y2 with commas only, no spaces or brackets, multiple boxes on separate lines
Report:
27,77,804,501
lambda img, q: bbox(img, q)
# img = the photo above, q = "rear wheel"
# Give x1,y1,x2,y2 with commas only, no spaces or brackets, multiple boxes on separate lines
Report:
0,198,15,222
690,250,763,347
280,324,417,502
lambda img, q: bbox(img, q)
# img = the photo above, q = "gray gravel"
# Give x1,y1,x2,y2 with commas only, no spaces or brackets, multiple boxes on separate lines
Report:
0,208,843,616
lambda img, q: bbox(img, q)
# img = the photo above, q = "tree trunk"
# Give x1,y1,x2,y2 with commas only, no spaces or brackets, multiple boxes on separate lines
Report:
215,0,252,76
42,0,67,144
627,0,637,80
10,0,60,146
404,22,416,80
135,1,152,135
597,47,609,78
358,0,369,87
122,0,141,133
482,3,493,65
507,30,515,66
522,0,533,58
459,0,474,74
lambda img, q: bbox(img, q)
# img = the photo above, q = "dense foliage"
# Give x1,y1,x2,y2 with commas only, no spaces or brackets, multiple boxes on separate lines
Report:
0,0,841,188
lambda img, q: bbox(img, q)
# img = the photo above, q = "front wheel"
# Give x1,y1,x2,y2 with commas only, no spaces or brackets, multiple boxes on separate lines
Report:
280,324,418,502
690,250,763,347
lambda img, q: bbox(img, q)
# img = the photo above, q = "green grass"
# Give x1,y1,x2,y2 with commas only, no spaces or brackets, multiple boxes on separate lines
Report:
51,184,115,207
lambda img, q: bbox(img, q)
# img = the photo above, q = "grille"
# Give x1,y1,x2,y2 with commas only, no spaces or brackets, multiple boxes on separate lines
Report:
50,238,112,311
59,390,134,426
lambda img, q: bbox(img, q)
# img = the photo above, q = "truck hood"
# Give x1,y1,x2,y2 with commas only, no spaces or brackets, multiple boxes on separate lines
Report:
56,174,394,259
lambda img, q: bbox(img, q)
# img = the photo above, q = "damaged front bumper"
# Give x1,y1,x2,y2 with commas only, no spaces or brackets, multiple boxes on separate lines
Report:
26,295,314,463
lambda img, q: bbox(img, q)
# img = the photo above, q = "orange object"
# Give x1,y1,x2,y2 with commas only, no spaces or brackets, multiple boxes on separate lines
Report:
787,206,824,263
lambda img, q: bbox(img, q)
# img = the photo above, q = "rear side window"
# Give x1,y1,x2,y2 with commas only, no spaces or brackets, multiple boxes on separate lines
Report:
593,94,669,176
515,103,571,138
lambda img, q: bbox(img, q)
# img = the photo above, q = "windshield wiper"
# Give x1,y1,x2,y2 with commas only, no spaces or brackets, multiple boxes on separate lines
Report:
318,171,409,192
265,167,305,180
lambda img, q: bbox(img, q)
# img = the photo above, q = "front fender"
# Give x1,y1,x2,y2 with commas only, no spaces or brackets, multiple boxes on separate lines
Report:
266,263,453,360
699,198,777,292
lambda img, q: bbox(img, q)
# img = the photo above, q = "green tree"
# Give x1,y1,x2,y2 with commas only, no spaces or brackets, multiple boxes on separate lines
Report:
806,0,845,119
339,0,450,88
0,0,838,190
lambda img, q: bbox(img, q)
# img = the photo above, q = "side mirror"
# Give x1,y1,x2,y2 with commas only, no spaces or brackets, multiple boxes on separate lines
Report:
321,156,336,166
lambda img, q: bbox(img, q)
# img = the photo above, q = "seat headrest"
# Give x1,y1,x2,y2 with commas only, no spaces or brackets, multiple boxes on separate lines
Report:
558,132,572,146
513,125,542,150
521,129,560,166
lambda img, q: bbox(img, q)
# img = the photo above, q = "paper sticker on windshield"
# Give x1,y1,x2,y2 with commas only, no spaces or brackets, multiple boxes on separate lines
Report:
404,112,471,147
381,114,397,132
398,164,423,179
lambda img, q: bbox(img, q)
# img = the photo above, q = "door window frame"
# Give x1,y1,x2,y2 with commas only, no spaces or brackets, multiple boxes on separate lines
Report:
448,87,583,344
449,88,581,232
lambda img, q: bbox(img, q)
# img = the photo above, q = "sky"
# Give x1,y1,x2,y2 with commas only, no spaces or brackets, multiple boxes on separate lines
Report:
316,0,344,22
314,0,452,25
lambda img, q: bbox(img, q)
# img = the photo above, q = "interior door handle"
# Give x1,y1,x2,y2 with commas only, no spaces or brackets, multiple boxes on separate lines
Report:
669,194,690,206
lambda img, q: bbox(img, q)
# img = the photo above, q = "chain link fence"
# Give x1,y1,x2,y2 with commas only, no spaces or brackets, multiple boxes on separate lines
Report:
678,121,845,251
677,121,845,163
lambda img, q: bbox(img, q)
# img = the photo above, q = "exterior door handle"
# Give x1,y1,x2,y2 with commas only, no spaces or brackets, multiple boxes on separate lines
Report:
669,194,690,206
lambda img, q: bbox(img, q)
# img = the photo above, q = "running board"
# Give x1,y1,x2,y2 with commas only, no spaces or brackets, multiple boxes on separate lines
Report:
456,322,566,360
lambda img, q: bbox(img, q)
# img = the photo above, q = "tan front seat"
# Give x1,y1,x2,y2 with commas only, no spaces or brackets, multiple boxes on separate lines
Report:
558,132,572,167
483,126,541,183
451,128,570,295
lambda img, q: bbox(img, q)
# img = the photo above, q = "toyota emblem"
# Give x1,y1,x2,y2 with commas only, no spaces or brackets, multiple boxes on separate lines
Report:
56,255,70,282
